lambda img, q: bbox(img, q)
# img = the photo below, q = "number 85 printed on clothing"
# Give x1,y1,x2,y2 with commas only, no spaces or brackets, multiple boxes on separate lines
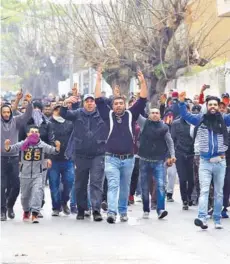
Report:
23,148,42,161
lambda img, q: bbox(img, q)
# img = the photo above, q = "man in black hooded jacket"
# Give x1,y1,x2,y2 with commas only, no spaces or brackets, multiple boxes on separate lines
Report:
1,93,33,221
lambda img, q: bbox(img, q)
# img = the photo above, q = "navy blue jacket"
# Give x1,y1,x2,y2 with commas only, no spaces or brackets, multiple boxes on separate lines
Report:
60,107,107,159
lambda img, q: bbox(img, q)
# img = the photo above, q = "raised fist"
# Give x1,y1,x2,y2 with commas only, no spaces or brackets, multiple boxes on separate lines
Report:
179,92,186,102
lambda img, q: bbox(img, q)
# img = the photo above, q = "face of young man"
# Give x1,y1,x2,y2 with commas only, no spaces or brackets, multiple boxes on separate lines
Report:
83,98,96,112
27,128,40,138
149,108,161,122
1,106,11,121
207,100,219,114
219,103,227,114
43,106,52,117
113,98,126,115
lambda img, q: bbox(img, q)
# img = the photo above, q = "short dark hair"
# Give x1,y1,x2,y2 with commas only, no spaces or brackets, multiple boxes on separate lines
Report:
26,125,39,133
112,96,126,105
33,101,43,111
206,96,220,104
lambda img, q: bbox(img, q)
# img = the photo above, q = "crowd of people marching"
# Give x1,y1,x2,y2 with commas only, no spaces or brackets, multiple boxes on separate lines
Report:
1,69,230,230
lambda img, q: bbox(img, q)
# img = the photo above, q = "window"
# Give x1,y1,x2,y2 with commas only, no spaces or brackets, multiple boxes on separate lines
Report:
217,0,230,17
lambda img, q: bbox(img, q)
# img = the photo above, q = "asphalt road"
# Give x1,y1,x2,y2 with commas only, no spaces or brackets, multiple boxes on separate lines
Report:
1,186,230,264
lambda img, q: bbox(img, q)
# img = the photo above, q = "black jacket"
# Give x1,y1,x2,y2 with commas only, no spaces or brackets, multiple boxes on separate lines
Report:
171,118,194,155
60,107,107,159
49,117,73,161
138,120,168,160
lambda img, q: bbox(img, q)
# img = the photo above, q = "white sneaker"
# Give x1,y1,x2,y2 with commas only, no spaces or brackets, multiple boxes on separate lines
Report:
214,222,223,229
143,212,149,219
135,195,142,202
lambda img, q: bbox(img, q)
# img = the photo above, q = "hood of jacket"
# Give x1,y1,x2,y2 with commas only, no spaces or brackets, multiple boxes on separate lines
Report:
1,104,13,122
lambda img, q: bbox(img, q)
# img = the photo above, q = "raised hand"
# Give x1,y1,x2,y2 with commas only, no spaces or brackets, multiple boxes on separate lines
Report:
16,89,23,100
179,92,186,102
65,96,78,104
113,85,121,97
72,83,78,96
160,94,167,105
96,65,102,81
24,93,32,103
137,70,145,84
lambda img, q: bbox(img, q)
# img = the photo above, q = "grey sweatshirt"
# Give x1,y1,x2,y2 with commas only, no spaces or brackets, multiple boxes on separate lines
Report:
137,115,175,158
7,140,58,178
1,103,33,157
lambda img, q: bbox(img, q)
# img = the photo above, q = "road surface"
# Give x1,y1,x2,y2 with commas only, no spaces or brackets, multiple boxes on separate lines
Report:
1,186,230,264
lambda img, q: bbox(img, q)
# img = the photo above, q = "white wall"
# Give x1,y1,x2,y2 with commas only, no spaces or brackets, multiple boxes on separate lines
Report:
165,62,230,99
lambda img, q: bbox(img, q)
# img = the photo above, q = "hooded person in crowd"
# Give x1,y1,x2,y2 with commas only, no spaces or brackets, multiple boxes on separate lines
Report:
1,93,33,221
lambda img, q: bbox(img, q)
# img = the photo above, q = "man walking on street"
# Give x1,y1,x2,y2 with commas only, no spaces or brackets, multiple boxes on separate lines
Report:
179,92,230,229
60,92,107,222
1,92,33,221
49,105,75,216
137,109,175,219
171,104,195,210
95,68,147,224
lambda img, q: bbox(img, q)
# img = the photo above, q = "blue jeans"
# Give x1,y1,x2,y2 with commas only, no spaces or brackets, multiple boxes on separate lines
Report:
105,156,135,215
198,158,226,222
49,160,74,210
140,160,165,214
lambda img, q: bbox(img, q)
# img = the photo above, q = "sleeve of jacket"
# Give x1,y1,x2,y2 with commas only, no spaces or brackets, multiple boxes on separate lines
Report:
41,141,59,155
179,102,202,126
72,101,81,110
95,97,110,121
7,141,24,153
15,103,33,129
60,107,79,121
129,97,147,121
47,122,55,146
171,121,177,145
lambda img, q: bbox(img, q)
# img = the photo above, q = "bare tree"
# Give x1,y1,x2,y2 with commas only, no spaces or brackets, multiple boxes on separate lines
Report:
50,0,230,103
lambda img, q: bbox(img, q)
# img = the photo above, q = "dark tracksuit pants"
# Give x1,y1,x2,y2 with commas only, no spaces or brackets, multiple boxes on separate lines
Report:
176,152,194,203
130,158,140,196
1,156,20,213
75,155,105,213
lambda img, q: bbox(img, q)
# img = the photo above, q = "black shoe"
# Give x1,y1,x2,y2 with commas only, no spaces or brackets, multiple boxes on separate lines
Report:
194,218,208,230
7,208,15,219
101,201,108,212
183,201,189,210
62,204,71,215
76,212,84,220
167,193,174,202
1,212,7,221
107,213,116,224
188,200,193,207
93,211,103,222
